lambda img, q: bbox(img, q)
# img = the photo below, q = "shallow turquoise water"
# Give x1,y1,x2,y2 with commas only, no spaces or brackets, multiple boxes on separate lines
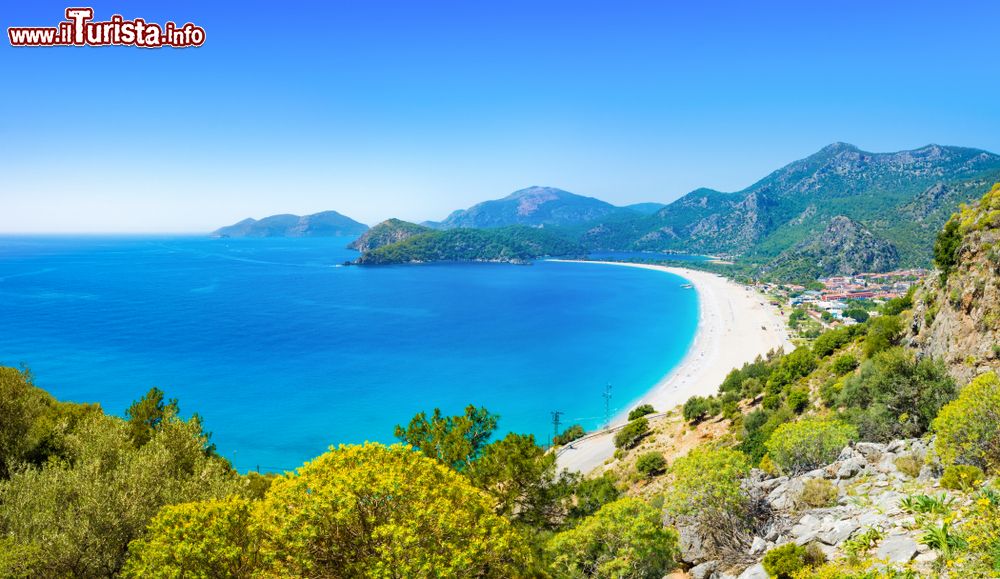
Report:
0,236,698,472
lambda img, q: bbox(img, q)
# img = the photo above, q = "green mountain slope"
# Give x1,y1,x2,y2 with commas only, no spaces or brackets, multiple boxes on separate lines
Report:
354,226,583,265
760,216,899,281
582,143,1000,266
213,211,368,238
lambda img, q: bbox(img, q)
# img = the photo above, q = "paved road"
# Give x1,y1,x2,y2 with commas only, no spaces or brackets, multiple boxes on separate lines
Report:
555,413,668,474
556,430,616,474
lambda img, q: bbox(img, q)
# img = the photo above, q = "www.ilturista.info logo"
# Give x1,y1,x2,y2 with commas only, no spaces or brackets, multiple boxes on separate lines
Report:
8,8,205,48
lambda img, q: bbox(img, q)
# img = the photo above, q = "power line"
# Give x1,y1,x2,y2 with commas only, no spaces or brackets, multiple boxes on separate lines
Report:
550,410,564,445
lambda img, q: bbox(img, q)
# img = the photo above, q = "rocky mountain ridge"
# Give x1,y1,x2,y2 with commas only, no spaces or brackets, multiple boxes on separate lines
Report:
909,183,1000,384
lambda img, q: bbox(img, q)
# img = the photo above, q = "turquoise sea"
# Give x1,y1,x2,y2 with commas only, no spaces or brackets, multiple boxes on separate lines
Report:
0,236,699,472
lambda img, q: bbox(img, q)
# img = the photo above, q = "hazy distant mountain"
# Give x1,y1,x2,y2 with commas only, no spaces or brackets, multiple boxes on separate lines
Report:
212,211,368,238
438,186,622,229
581,143,1000,266
623,202,667,215
347,219,432,252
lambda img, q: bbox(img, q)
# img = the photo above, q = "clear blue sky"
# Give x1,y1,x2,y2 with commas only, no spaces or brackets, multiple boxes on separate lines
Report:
2,1,999,232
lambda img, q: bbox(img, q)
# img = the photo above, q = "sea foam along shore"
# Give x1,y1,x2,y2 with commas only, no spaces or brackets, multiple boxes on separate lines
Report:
551,261,792,474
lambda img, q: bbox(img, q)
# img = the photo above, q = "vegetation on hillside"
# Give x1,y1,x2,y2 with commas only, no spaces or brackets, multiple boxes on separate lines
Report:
355,225,584,264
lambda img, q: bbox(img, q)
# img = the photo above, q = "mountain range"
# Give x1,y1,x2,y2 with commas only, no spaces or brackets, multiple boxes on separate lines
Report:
212,211,368,238
210,143,1000,279
424,186,633,229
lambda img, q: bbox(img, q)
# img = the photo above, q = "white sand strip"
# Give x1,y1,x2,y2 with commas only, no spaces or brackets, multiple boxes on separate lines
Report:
552,261,792,474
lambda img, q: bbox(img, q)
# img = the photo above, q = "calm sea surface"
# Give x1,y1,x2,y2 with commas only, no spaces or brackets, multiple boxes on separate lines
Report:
0,236,698,472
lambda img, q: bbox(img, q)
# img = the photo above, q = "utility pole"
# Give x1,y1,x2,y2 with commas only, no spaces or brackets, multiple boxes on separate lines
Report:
602,382,613,427
550,411,564,445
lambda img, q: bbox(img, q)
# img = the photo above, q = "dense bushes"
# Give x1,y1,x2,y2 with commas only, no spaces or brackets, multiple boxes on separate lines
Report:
547,498,678,578
683,396,714,423
553,424,585,446
665,447,759,556
762,543,826,578
862,315,903,358
261,443,527,576
614,417,650,450
934,216,963,283
812,326,859,358
124,497,260,577
0,412,239,577
628,404,656,420
838,347,955,442
832,354,858,375
940,464,985,491
933,372,1000,472
765,418,857,474
635,452,666,477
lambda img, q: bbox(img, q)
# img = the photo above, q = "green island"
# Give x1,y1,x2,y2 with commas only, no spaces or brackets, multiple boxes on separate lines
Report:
354,225,585,264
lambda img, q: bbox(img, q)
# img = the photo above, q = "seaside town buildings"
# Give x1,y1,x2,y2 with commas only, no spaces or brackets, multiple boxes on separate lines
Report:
759,269,927,328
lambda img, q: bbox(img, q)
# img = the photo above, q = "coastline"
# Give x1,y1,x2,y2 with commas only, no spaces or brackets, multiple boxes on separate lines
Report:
551,260,792,473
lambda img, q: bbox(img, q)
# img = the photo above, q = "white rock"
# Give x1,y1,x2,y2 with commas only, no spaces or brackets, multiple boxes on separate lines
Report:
875,534,918,563
737,563,769,579
819,520,860,545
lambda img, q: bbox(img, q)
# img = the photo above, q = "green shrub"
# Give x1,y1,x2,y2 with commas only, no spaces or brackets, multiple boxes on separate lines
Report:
627,404,656,421
863,315,903,358
841,526,885,561
898,493,954,515
843,308,870,323
933,372,1000,472
683,396,713,423
786,389,810,414
553,424,585,446
839,348,955,442
738,407,793,464
635,452,666,477
665,447,752,552
568,473,620,521
832,354,858,376
798,478,838,508
762,543,807,578
894,454,922,478
934,217,963,283
614,417,649,450
940,464,985,491
547,498,678,579
813,327,854,358
765,418,858,474
880,290,914,316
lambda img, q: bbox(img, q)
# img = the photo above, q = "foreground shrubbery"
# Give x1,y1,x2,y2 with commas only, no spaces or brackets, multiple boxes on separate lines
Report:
766,417,857,474
0,370,660,577
547,498,678,578
933,371,1000,473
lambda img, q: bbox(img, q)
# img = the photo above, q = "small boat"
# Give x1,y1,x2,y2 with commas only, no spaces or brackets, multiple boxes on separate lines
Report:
681,283,694,289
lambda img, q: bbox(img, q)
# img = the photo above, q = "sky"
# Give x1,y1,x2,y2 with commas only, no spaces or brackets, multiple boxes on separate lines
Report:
2,1,999,233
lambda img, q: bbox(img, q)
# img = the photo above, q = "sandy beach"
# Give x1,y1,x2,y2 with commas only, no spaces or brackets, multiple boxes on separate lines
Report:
554,261,792,473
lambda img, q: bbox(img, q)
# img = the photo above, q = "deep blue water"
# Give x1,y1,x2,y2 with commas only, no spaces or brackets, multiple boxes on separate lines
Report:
0,236,698,472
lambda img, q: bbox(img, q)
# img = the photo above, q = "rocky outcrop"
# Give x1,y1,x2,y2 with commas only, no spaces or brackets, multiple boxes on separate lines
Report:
909,183,1000,384
347,218,432,252
685,438,964,578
